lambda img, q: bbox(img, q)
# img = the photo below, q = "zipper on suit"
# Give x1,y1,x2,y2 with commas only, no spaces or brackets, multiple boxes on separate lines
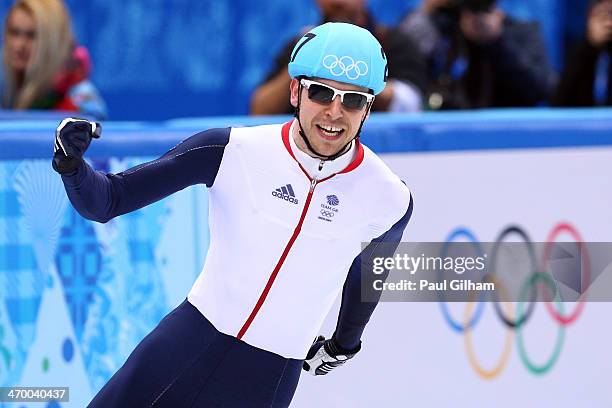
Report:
237,178,318,339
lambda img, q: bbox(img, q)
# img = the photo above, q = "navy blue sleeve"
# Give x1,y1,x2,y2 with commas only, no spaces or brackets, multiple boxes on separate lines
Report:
332,194,413,351
61,128,230,223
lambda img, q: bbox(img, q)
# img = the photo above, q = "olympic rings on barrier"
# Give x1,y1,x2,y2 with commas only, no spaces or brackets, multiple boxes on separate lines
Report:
463,275,514,379
440,222,585,377
516,272,565,375
438,227,485,333
540,223,590,326
489,226,537,329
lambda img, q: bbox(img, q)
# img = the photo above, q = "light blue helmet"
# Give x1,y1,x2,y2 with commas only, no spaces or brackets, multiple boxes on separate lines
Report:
288,22,388,95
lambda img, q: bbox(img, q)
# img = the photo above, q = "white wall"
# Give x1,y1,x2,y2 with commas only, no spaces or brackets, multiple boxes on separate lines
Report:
292,146,612,407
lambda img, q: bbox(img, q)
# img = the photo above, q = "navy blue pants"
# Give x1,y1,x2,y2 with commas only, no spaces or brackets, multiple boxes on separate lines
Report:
88,300,303,407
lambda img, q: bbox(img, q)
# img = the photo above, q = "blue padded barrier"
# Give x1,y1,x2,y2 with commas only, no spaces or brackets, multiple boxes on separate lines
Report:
2,109,612,160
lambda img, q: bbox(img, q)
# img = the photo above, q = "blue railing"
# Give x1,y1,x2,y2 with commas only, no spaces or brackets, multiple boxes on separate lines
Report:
2,109,612,160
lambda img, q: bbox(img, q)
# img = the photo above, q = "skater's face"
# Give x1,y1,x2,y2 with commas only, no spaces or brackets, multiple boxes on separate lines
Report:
290,77,372,158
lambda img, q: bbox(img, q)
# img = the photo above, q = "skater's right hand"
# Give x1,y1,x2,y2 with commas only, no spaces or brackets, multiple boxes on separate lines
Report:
52,118,101,175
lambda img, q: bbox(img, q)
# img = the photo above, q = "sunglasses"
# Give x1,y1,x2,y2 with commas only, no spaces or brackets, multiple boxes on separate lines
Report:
300,79,374,110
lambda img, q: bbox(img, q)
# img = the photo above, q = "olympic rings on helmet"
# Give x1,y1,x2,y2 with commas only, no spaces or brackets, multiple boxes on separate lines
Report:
463,274,514,380
540,222,590,326
489,226,537,329
438,227,486,333
322,54,369,80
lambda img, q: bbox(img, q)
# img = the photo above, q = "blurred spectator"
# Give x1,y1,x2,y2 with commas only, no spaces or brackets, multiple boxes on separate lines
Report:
1,0,106,119
400,0,556,110
553,0,612,106
250,0,428,114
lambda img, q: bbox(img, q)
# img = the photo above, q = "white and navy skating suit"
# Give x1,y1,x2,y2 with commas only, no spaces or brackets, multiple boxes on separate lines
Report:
62,120,413,407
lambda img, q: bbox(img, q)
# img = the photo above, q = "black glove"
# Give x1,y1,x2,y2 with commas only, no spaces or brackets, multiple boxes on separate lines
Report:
52,118,101,174
302,335,360,376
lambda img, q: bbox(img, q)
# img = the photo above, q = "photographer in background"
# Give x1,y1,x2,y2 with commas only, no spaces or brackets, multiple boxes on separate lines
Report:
553,0,612,106
400,0,556,110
